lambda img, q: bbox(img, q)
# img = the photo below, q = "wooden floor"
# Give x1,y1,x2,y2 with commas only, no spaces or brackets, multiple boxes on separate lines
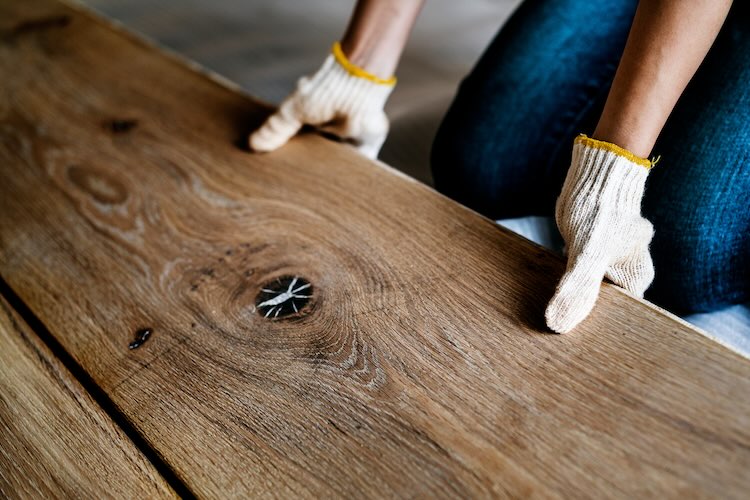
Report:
1,0,749,497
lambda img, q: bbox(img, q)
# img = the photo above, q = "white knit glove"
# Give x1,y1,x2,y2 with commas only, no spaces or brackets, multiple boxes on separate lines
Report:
545,135,656,333
249,42,396,159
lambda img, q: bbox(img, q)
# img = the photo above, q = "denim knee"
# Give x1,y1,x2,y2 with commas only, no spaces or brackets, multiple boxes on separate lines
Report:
430,99,499,218
429,0,639,219
647,215,749,314
430,114,528,219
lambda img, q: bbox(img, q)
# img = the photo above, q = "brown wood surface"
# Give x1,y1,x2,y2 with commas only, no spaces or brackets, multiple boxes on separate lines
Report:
1,0,749,497
0,295,176,498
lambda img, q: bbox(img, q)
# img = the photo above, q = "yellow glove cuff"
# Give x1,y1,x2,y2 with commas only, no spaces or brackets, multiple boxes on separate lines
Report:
331,42,397,86
575,134,654,169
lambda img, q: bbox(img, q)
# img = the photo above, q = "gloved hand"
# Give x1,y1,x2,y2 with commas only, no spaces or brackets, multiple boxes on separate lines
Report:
249,42,396,159
545,134,656,333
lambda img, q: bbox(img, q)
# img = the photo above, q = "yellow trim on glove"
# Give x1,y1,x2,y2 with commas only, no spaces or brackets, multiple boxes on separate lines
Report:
332,42,397,86
575,134,653,169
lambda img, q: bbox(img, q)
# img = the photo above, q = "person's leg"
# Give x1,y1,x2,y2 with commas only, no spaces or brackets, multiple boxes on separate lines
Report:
644,2,750,313
430,0,639,219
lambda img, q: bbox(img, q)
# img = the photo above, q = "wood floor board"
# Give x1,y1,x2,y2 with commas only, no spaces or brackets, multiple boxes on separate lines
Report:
1,0,749,497
0,293,176,498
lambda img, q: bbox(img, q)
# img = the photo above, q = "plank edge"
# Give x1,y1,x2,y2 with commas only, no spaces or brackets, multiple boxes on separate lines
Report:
0,275,194,499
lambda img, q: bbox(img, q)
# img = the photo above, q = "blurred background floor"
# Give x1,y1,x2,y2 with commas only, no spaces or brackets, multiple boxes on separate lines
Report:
80,0,748,356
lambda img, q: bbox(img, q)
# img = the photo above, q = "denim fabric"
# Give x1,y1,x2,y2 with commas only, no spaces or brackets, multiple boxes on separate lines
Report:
431,0,749,314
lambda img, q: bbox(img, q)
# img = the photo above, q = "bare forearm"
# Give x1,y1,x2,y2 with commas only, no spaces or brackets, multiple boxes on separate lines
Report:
340,0,425,79
594,0,732,157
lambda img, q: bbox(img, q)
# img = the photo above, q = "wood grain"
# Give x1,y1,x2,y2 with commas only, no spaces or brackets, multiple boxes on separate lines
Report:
1,0,749,497
0,294,176,498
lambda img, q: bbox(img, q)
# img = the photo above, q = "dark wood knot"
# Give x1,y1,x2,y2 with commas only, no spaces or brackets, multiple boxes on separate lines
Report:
128,328,152,349
255,276,313,319
106,119,138,134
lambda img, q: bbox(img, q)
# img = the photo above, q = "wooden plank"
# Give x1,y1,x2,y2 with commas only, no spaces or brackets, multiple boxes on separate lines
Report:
1,0,749,497
0,294,176,498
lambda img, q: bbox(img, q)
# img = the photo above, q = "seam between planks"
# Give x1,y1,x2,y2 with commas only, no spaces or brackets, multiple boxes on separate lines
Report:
0,275,197,500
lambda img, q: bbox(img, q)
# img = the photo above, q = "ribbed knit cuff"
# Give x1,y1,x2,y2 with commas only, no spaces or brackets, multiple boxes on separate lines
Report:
304,54,395,115
568,135,650,210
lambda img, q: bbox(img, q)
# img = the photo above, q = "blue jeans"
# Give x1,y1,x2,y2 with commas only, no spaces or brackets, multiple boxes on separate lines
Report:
431,0,750,314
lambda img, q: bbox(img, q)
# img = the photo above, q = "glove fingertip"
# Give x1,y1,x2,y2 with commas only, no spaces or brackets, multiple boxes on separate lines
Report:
248,128,279,153
248,120,298,153
247,131,269,153
544,273,602,334
544,295,576,334
357,147,378,160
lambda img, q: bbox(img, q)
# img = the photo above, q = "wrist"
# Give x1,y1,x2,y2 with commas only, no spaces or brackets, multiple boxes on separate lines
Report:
591,118,658,159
